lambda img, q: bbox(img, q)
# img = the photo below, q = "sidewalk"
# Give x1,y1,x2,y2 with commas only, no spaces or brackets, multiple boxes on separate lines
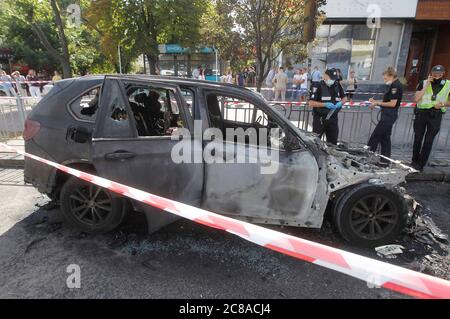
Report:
0,138,24,168
0,138,449,181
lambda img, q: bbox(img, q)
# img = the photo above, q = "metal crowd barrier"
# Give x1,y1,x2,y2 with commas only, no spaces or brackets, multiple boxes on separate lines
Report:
223,101,450,166
1,96,449,166
0,97,40,142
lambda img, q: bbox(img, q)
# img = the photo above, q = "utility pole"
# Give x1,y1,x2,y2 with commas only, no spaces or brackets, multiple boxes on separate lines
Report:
118,45,123,74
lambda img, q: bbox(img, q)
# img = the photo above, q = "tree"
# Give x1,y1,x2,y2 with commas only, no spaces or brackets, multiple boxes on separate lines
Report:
0,0,114,77
87,0,207,75
200,0,253,72
205,0,325,91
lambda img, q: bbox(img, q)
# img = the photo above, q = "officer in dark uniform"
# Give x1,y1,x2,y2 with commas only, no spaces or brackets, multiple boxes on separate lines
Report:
309,68,346,145
367,66,403,163
412,65,450,171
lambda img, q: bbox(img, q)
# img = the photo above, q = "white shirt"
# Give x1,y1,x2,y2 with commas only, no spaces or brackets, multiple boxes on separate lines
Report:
192,69,200,79
300,73,308,89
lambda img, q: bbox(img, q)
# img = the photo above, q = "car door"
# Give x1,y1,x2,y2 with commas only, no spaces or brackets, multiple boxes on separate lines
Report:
91,77,203,230
200,88,323,228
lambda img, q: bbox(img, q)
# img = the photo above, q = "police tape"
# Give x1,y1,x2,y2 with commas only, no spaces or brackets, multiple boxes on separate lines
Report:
267,101,418,107
248,87,416,95
1,142,449,299
224,101,418,107
0,80,52,84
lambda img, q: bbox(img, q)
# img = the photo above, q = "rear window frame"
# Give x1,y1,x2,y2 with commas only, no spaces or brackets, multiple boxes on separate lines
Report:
66,85,102,123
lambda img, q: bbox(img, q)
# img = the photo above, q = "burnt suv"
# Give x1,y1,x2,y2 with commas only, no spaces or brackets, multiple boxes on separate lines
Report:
24,75,414,247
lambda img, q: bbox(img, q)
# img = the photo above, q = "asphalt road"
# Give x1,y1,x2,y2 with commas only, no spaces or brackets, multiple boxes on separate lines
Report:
0,170,448,299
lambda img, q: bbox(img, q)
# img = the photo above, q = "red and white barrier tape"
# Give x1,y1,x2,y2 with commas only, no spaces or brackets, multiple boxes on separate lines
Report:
267,101,417,107
0,80,52,84
1,142,449,299
248,87,416,95
225,100,418,107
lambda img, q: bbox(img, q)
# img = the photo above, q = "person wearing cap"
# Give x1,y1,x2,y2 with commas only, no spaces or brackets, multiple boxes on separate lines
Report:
309,68,346,144
367,66,403,165
412,65,450,171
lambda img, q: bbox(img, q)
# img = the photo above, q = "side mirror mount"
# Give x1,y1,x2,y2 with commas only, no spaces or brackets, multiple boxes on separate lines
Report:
67,126,92,144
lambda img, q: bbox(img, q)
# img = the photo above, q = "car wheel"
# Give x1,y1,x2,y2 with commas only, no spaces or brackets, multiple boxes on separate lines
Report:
333,184,408,247
60,177,127,234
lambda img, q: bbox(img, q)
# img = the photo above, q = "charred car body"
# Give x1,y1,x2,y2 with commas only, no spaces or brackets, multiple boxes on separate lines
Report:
24,75,415,247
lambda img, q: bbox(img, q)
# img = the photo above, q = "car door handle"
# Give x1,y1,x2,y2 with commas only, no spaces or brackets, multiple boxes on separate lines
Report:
104,151,136,161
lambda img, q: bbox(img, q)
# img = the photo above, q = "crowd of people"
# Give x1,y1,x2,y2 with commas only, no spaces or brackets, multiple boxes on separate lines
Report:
263,65,359,103
217,67,257,87
0,69,61,97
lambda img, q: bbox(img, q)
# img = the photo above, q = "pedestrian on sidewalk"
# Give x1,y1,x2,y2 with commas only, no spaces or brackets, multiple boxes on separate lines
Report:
26,69,41,97
192,66,201,80
310,66,322,89
285,66,295,100
225,69,234,84
236,69,245,87
345,70,357,101
411,65,450,171
11,71,28,97
52,71,62,82
0,70,17,97
292,68,308,102
272,67,288,101
367,66,403,165
265,66,277,100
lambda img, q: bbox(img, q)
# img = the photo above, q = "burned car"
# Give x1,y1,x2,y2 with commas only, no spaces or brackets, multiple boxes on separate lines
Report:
24,75,415,247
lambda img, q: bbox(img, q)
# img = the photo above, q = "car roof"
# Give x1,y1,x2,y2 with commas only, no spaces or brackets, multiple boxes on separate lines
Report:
75,74,254,93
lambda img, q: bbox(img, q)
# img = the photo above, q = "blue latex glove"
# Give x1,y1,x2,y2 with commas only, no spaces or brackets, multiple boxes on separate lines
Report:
335,102,343,109
325,102,336,110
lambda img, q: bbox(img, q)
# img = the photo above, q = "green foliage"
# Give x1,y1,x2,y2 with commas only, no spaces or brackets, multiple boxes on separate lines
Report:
87,0,208,74
200,0,253,71
0,0,113,75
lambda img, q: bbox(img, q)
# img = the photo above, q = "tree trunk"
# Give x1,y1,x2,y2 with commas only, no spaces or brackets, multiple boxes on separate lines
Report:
50,0,72,78
147,54,158,75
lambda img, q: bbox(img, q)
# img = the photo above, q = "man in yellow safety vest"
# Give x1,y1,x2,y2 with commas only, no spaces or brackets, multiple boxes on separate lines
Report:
412,65,450,171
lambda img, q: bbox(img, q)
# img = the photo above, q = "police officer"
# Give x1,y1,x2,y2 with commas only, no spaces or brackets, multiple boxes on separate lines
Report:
412,65,450,171
309,68,346,145
367,66,403,164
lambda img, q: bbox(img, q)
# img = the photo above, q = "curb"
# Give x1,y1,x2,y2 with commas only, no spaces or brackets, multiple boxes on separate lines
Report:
0,158,25,169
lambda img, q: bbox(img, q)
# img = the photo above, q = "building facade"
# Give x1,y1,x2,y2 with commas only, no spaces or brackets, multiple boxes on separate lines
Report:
308,0,450,91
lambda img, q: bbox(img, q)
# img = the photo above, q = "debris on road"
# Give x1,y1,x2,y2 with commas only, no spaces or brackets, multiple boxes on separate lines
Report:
401,204,450,279
107,231,127,249
375,245,405,259
407,205,448,246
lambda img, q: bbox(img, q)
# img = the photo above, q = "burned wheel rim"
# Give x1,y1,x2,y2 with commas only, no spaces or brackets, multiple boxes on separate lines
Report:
68,184,113,226
349,194,398,240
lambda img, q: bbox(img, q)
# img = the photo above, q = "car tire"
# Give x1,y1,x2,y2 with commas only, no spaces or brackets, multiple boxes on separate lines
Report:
333,184,408,247
60,177,127,234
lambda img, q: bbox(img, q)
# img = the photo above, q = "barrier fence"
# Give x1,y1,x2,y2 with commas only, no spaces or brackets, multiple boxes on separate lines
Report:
1,96,449,165
222,101,450,166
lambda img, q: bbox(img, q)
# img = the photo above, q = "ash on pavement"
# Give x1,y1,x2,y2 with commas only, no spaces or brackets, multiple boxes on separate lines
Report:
0,172,448,298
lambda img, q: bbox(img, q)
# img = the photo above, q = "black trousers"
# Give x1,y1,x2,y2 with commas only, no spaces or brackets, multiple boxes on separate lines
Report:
412,110,443,169
313,112,339,145
367,112,397,158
